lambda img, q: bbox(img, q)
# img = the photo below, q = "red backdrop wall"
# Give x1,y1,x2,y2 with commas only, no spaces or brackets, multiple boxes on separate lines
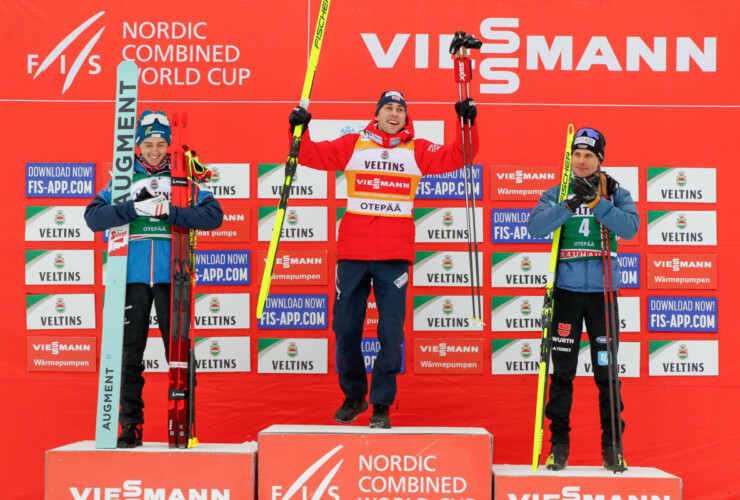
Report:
1,1,738,498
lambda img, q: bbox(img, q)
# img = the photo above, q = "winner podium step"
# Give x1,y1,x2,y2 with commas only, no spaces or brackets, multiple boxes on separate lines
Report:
258,425,493,500
45,441,257,500
493,464,682,500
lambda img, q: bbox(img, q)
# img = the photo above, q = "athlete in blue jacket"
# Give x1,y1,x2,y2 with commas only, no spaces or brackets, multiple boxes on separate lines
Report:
527,127,639,471
85,111,223,447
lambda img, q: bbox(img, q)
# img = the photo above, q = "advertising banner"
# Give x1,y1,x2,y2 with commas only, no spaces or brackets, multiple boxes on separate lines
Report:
647,253,717,289
414,207,484,243
25,206,95,242
257,294,329,330
648,296,717,332
647,210,717,246
196,206,250,243
27,336,96,372
257,249,329,286
259,426,492,500
257,338,328,374
649,340,719,376
647,167,716,203
25,250,95,285
414,338,486,374
26,293,96,330
144,336,251,373
413,251,483,287
195,250,250,285
413,295,482,331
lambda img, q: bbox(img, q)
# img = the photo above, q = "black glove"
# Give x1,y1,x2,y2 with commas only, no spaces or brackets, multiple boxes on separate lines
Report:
134,184,156,202
565,196,583,211
455,98,477,125
600,172,620,195
289,106,311,135
572,177,599,203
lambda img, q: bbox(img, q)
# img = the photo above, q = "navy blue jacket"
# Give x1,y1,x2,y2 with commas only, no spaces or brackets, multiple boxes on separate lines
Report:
85,160,223,285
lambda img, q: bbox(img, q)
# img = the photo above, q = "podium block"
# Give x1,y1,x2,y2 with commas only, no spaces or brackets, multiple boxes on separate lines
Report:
493,464,682,500
259,425,492,500
45,441,257,500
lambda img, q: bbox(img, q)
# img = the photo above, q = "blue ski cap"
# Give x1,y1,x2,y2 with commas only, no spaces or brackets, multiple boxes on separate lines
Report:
571,127,606,161
375,90,407,115
135,110,172,146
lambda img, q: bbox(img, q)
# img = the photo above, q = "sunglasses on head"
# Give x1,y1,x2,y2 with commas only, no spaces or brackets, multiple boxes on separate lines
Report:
137,111,170,127
577,128,601,140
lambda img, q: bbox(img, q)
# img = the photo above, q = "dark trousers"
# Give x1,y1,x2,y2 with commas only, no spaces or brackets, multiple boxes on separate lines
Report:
333,259,408,406
546,287,625,447
119,283,171,425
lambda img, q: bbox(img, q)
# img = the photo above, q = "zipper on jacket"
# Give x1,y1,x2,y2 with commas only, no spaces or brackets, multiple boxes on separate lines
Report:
150,241,154,287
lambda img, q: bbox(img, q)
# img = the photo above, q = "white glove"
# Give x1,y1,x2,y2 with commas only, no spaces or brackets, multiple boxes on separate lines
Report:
134,194,170,219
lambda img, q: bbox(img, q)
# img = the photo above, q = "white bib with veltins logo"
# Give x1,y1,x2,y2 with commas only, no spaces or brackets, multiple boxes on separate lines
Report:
344,136,422,218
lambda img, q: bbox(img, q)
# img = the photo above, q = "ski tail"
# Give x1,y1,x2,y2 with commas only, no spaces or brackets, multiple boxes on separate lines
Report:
95,60,138,449
256,0,331,320
532,123,574,471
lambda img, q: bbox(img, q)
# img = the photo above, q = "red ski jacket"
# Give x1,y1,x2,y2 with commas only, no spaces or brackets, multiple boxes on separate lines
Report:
296,117,479,262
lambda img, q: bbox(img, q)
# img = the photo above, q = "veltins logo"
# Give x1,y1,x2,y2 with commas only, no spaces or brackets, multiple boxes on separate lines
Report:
271,445,343,500
676,213,687,230
676,171,687,187
28,11,105,94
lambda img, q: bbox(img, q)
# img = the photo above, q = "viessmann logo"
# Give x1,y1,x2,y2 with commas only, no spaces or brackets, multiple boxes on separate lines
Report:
27,11,105,93
68,480,229,500
363,18,716,94
33,341,91,355
654,258,713,272
508,486,674,500
271,445,343,499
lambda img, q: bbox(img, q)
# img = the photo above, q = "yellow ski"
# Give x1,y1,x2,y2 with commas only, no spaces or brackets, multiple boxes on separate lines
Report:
532,123,575,471
256,0,331,319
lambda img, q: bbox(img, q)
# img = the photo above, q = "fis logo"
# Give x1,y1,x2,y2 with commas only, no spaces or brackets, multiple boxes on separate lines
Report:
27,11,105,94
271,445,343,499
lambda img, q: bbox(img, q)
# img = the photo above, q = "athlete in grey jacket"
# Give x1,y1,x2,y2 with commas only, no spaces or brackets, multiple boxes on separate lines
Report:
527,127,639,471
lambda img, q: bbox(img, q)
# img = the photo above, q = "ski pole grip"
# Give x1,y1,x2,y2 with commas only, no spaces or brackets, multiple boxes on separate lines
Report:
454,57,473,83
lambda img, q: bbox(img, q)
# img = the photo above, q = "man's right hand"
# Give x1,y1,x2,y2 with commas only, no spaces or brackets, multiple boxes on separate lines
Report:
289,106,311,135
565,195,583,211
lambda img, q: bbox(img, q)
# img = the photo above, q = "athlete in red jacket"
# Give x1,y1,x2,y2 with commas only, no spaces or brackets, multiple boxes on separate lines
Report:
289,90,478,428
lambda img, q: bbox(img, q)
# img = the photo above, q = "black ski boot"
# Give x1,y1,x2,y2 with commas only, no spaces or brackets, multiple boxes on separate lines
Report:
334,398,368,424
602,445,627,472
369,405,391,429
545,443,569,470
117,423,143,448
